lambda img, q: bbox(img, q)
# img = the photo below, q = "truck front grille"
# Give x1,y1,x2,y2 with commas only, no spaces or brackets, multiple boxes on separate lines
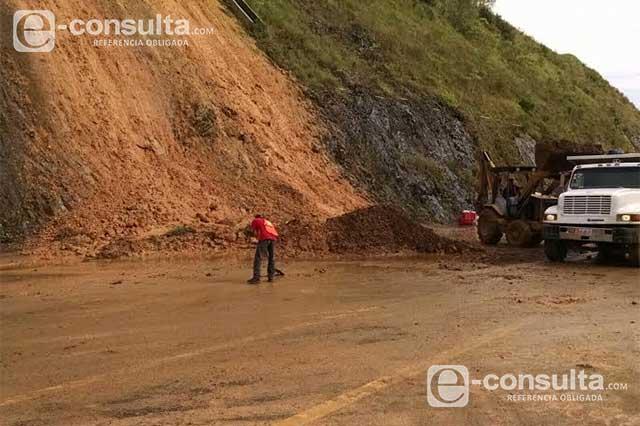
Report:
562,196,612,215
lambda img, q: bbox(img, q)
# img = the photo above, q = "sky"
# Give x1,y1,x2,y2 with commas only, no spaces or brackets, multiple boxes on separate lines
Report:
493,0,640,109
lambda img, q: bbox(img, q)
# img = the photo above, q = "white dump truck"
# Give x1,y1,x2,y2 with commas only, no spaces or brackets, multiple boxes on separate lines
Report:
543,153,640,265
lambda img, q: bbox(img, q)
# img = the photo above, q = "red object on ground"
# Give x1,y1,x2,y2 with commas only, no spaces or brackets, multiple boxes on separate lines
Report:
251,217,279,241
459,210,477,226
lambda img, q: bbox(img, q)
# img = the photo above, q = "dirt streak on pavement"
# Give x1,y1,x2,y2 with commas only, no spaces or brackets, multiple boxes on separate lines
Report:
0,307,377,408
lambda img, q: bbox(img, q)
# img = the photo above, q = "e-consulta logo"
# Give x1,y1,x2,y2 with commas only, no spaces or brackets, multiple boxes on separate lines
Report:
427,365,628,408
13,10,56,52
13,9,215,52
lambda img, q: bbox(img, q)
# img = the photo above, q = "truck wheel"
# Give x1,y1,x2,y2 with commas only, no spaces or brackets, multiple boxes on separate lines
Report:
545,240,568,262
478,208,503,245
596,245,615,263
506,220,534,248
630,245,640,267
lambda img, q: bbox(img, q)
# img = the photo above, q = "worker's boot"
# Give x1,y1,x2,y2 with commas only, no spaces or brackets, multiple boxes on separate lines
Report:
267,276,274,283
247,277,260,285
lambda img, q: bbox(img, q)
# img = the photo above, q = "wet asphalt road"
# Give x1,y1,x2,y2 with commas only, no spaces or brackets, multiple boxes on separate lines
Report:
0,252,638,425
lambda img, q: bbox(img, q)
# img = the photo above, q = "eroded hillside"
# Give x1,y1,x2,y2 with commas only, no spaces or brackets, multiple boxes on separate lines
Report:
0,0,367,255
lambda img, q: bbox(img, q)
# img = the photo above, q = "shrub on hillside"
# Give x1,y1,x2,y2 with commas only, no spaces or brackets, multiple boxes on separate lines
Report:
435,0,495,34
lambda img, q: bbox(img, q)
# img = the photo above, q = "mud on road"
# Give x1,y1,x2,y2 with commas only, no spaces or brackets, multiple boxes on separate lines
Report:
0,249,638,425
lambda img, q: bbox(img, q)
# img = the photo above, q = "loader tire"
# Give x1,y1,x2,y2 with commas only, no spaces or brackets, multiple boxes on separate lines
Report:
506,220,535,248
478,208,503,245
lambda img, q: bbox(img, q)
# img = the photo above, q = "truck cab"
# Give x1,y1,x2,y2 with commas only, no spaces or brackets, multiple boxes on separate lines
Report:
543,153,640,265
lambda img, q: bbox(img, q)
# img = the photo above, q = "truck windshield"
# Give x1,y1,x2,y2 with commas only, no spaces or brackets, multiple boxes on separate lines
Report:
570,167,640,189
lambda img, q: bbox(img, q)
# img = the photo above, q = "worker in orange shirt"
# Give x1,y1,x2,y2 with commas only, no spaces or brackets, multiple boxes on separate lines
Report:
247,215,279,284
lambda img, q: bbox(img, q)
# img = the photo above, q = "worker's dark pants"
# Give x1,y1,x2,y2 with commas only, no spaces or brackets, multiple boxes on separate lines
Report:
253,240,276,279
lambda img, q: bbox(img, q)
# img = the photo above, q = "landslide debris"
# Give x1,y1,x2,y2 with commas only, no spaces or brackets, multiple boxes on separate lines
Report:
280,205,469,256
87,205,468,259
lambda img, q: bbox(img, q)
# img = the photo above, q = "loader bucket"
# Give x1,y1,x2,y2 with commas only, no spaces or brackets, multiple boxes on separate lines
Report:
535,141,604,174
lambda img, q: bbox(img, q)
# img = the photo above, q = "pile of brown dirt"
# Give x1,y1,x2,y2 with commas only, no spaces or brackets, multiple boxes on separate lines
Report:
280,206,469,256
278,219,330,256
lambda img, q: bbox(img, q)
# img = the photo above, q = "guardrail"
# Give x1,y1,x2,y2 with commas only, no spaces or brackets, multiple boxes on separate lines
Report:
228,0,263,25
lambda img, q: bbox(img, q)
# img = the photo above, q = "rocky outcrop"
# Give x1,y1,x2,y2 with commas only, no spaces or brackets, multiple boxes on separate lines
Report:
318,88,478,222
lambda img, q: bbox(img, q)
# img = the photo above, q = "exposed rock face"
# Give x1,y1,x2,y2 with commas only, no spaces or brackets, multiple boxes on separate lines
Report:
318,88,478,222
513,134,537,166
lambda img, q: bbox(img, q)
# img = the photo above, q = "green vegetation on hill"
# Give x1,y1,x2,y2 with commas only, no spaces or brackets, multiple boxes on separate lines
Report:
245,0,640,161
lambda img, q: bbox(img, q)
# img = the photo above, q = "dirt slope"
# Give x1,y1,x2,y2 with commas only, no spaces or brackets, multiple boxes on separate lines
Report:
0,0,367,255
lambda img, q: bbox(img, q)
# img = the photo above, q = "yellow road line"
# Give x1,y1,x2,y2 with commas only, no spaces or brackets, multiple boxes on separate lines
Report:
275,323,523,426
